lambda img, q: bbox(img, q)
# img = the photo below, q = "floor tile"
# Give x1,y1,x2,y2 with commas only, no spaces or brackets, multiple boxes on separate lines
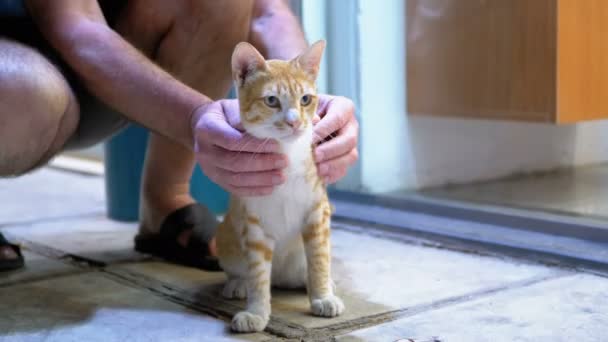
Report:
3,216,145,265
0,250,78,287
0,168,104,225
0,273,268,342
337,273,608,342
420,163,608,219
112,228,554,329
113,261,227,294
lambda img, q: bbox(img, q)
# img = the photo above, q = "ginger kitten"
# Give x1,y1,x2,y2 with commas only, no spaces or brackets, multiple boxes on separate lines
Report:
216,40,344,333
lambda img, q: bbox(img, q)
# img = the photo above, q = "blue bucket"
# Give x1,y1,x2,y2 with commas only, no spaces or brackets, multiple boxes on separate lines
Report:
104,124,229,221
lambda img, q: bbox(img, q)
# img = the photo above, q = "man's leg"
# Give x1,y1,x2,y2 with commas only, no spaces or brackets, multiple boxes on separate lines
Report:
0,38,80,262
114,0,253,256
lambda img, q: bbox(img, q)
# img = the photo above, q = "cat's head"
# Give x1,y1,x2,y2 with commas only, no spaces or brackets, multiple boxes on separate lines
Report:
231,40,326,142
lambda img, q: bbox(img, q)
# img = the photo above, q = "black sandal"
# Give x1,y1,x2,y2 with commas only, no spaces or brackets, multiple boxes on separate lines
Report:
134,204,221,271
0,233,24,272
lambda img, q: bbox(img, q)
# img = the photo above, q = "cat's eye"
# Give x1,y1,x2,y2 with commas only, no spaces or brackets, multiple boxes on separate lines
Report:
264,96,280,108
301,95,312,106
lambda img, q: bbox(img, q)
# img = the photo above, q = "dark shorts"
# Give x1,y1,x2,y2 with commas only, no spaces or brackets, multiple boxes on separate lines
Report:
0,1,128,150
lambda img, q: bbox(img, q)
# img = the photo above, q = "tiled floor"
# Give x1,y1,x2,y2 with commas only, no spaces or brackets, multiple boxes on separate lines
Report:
1,168,607,341
420,163,608,220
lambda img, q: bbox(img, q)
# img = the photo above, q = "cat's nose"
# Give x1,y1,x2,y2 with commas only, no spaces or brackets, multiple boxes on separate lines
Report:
285,110,301,129
286,118,302,129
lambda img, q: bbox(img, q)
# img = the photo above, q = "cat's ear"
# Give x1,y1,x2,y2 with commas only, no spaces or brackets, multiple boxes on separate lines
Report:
232,42,267,85
292,40,326,80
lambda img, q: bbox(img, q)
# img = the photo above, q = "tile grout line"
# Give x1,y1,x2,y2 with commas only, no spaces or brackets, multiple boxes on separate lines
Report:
0,269,94,289
577,267,608,279
1,234,97,263
1,236,312,340
313,271,573,337
5,233,387,340
5,221,591,340
0,235,110,289
100,266,573,341
101,267,310,340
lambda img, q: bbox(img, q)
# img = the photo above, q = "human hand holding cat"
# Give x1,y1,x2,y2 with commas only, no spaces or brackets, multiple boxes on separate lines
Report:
191,99,288,196
192,93,358,194
313,94,359,184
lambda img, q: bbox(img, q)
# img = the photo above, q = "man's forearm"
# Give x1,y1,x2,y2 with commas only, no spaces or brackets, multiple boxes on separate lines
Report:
26,0,211,149
250,0,308,60
59,22,210,149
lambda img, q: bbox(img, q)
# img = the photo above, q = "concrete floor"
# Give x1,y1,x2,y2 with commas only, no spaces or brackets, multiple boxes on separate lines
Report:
421,163,608,220
1,168,607,341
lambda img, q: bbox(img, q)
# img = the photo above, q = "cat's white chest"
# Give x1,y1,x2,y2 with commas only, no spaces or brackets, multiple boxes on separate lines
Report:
243,136,317,243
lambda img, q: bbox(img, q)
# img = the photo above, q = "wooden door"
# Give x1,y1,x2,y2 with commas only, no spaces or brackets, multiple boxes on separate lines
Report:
407,0,608,123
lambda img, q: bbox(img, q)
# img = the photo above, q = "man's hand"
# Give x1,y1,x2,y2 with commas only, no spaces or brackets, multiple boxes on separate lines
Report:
313,95,359,184
191,99,288,196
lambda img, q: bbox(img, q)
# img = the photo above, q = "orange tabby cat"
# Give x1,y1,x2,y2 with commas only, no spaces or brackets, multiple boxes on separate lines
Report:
216,40,344,333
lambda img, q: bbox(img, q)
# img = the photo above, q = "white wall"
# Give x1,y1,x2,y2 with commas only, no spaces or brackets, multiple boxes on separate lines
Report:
301,0,328,94
357,0,410,192
356,0,608,193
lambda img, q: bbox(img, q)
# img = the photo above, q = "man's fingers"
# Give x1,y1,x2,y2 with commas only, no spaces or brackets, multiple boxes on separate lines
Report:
317,149,359,183
312,114,321,125
193,101,278,153
201,165,278,196
314,120,358,162
325,170,346,185
313,96,354,144
221,99,246,130
203,119,279,153
211,145,288,172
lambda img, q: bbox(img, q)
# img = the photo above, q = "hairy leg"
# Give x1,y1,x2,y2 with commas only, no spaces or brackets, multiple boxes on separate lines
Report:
0,38,79,262
115,0,253,244
0,38,79,176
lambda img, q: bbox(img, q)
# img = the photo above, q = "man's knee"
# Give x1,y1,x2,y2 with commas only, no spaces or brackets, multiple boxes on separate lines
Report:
0,39,79,176
117,0,252,99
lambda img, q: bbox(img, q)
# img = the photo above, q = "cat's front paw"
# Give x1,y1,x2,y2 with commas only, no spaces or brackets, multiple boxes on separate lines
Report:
311,295,345,317
231,311,268,333
222,278,247,299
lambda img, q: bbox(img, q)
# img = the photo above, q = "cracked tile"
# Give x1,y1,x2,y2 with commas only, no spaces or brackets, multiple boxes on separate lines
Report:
110,228,554,329
0,250,78,287
0,272,268,342
112,261,227,293
337,274,608,342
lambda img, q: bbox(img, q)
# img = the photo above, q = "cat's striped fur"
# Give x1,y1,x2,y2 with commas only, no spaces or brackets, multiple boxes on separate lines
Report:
216,40,344,333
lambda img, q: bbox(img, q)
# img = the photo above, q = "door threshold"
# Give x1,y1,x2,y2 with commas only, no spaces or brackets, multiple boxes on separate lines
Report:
329,190,608,273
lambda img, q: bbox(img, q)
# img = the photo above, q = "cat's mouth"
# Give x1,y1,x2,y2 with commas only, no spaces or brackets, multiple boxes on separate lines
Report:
246,124,309,141
275,126,306,139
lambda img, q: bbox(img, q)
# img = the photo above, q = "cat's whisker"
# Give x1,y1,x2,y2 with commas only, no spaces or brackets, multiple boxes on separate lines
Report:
246,138,270,169
227,143,247,163
230,138,254,162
